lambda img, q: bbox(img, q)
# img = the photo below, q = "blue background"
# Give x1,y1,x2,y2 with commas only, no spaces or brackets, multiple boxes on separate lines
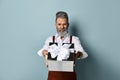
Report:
0,0,120,80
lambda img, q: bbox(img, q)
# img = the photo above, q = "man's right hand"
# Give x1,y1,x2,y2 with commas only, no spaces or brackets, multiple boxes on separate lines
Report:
42,50,48,56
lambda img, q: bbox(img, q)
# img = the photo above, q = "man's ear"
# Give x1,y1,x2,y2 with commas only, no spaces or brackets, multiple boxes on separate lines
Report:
55,23,57,27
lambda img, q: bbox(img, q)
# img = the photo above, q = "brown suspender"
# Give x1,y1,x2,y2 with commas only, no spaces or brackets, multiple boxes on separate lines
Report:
70,35,72,44
53,36,55,43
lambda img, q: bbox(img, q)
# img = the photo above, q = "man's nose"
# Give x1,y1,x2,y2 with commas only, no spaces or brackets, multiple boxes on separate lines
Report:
60,25,64,29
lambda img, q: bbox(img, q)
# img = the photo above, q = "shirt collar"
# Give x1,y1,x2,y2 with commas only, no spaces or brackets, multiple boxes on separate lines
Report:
55,32,70,38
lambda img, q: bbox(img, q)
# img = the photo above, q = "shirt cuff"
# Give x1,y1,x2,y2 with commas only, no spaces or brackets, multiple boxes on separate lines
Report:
37,48,44,56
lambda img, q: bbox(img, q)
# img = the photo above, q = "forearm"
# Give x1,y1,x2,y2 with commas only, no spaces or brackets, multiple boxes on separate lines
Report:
74,51,88,59
74,51,83,58
42,49,48,56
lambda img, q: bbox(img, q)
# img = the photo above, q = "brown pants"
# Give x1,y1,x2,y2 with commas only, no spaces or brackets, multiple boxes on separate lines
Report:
48,71,76,80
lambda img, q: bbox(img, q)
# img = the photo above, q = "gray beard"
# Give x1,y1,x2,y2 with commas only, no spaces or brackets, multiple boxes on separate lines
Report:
57,30,68,37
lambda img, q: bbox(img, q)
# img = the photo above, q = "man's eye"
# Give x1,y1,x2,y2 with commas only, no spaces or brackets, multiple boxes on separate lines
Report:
63,24,67,25
58,24,61,25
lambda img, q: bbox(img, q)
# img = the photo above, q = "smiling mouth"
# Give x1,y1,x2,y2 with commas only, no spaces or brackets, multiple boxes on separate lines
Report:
59,30,65,32
58,29,66,32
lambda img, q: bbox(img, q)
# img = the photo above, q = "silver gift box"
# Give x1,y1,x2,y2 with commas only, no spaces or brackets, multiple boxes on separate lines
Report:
48,60,74,72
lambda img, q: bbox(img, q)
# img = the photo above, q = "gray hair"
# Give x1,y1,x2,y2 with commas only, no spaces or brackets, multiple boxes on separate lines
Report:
56,11,69,22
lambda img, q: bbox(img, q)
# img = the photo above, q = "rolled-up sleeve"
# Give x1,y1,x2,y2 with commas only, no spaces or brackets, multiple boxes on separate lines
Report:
73,36,88,59
37,37,52,56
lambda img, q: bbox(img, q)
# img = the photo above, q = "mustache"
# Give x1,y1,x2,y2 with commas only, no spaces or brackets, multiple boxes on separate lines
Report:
56,27,68,32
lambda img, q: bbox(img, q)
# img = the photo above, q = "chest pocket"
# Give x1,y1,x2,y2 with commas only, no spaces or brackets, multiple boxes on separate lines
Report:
48,36,74,61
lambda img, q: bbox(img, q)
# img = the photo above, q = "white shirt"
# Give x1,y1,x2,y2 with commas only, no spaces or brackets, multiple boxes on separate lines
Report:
37,33,88,59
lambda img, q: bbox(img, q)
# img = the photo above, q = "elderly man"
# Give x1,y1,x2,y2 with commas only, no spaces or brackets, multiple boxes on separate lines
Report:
37,11,88,80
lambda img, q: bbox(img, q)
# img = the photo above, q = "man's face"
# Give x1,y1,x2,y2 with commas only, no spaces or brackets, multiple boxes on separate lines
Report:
56,18,69,33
